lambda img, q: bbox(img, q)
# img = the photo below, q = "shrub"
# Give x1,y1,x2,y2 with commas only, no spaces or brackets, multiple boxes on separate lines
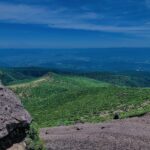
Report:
25,122,46,150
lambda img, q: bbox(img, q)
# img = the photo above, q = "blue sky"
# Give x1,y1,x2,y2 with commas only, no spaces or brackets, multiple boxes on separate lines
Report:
0,0,150,48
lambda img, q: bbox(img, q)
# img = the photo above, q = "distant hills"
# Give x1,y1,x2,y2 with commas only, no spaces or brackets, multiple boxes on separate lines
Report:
0,67,50,85
0,48,150,71
1,67,150,87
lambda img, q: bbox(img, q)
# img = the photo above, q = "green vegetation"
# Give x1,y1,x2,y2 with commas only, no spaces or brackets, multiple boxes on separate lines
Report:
0,67,50,85
80,71,150,87
9,73,150,127
1,67,150,87
25,122,45,150
1,67,150,127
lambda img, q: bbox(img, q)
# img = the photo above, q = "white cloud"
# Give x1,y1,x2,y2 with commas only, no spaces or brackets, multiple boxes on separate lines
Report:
0,2,150,35
78,12,101,19
146,0,150,8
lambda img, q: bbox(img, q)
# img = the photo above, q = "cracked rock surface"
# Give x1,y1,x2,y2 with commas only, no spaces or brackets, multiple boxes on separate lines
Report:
0,86,32,150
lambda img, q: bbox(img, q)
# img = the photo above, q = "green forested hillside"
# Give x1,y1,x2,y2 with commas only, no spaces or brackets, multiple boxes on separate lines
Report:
0,67,50,85
80,71,150,87
9,73,150,127
0,67,150,87
1,68,150,87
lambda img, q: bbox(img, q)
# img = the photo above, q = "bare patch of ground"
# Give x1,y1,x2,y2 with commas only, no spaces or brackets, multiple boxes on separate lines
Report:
40,113,150,150
9,76,53,88
9,78,47,88
7,142,26,150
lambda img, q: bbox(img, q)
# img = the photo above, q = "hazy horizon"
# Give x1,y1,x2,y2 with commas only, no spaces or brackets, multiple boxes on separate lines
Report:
0,48,150,72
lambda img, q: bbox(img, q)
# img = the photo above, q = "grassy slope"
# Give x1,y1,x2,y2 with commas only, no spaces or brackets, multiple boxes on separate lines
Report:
9,73,150,127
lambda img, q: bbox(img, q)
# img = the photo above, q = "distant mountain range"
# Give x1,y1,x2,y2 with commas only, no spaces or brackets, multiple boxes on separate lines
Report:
0,48,150,72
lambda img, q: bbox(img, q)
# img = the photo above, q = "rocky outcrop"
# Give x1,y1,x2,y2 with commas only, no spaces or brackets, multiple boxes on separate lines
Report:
40,113,150,150
0,85,32,150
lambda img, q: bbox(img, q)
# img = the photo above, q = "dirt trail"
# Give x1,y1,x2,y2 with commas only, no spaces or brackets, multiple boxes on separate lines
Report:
40,113,150,150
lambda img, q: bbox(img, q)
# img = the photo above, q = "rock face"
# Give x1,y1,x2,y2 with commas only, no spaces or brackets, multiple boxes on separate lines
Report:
40,114,150,150
0,86,32,150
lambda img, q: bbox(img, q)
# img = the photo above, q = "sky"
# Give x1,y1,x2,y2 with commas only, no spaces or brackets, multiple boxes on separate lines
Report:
0,0,150,48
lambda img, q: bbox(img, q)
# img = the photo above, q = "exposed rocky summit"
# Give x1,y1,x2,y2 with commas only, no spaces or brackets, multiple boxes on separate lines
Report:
40,113,150,150
0,85,32,150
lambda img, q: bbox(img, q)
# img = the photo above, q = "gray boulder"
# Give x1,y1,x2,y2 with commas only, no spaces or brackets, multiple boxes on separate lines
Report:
0,86,32,149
